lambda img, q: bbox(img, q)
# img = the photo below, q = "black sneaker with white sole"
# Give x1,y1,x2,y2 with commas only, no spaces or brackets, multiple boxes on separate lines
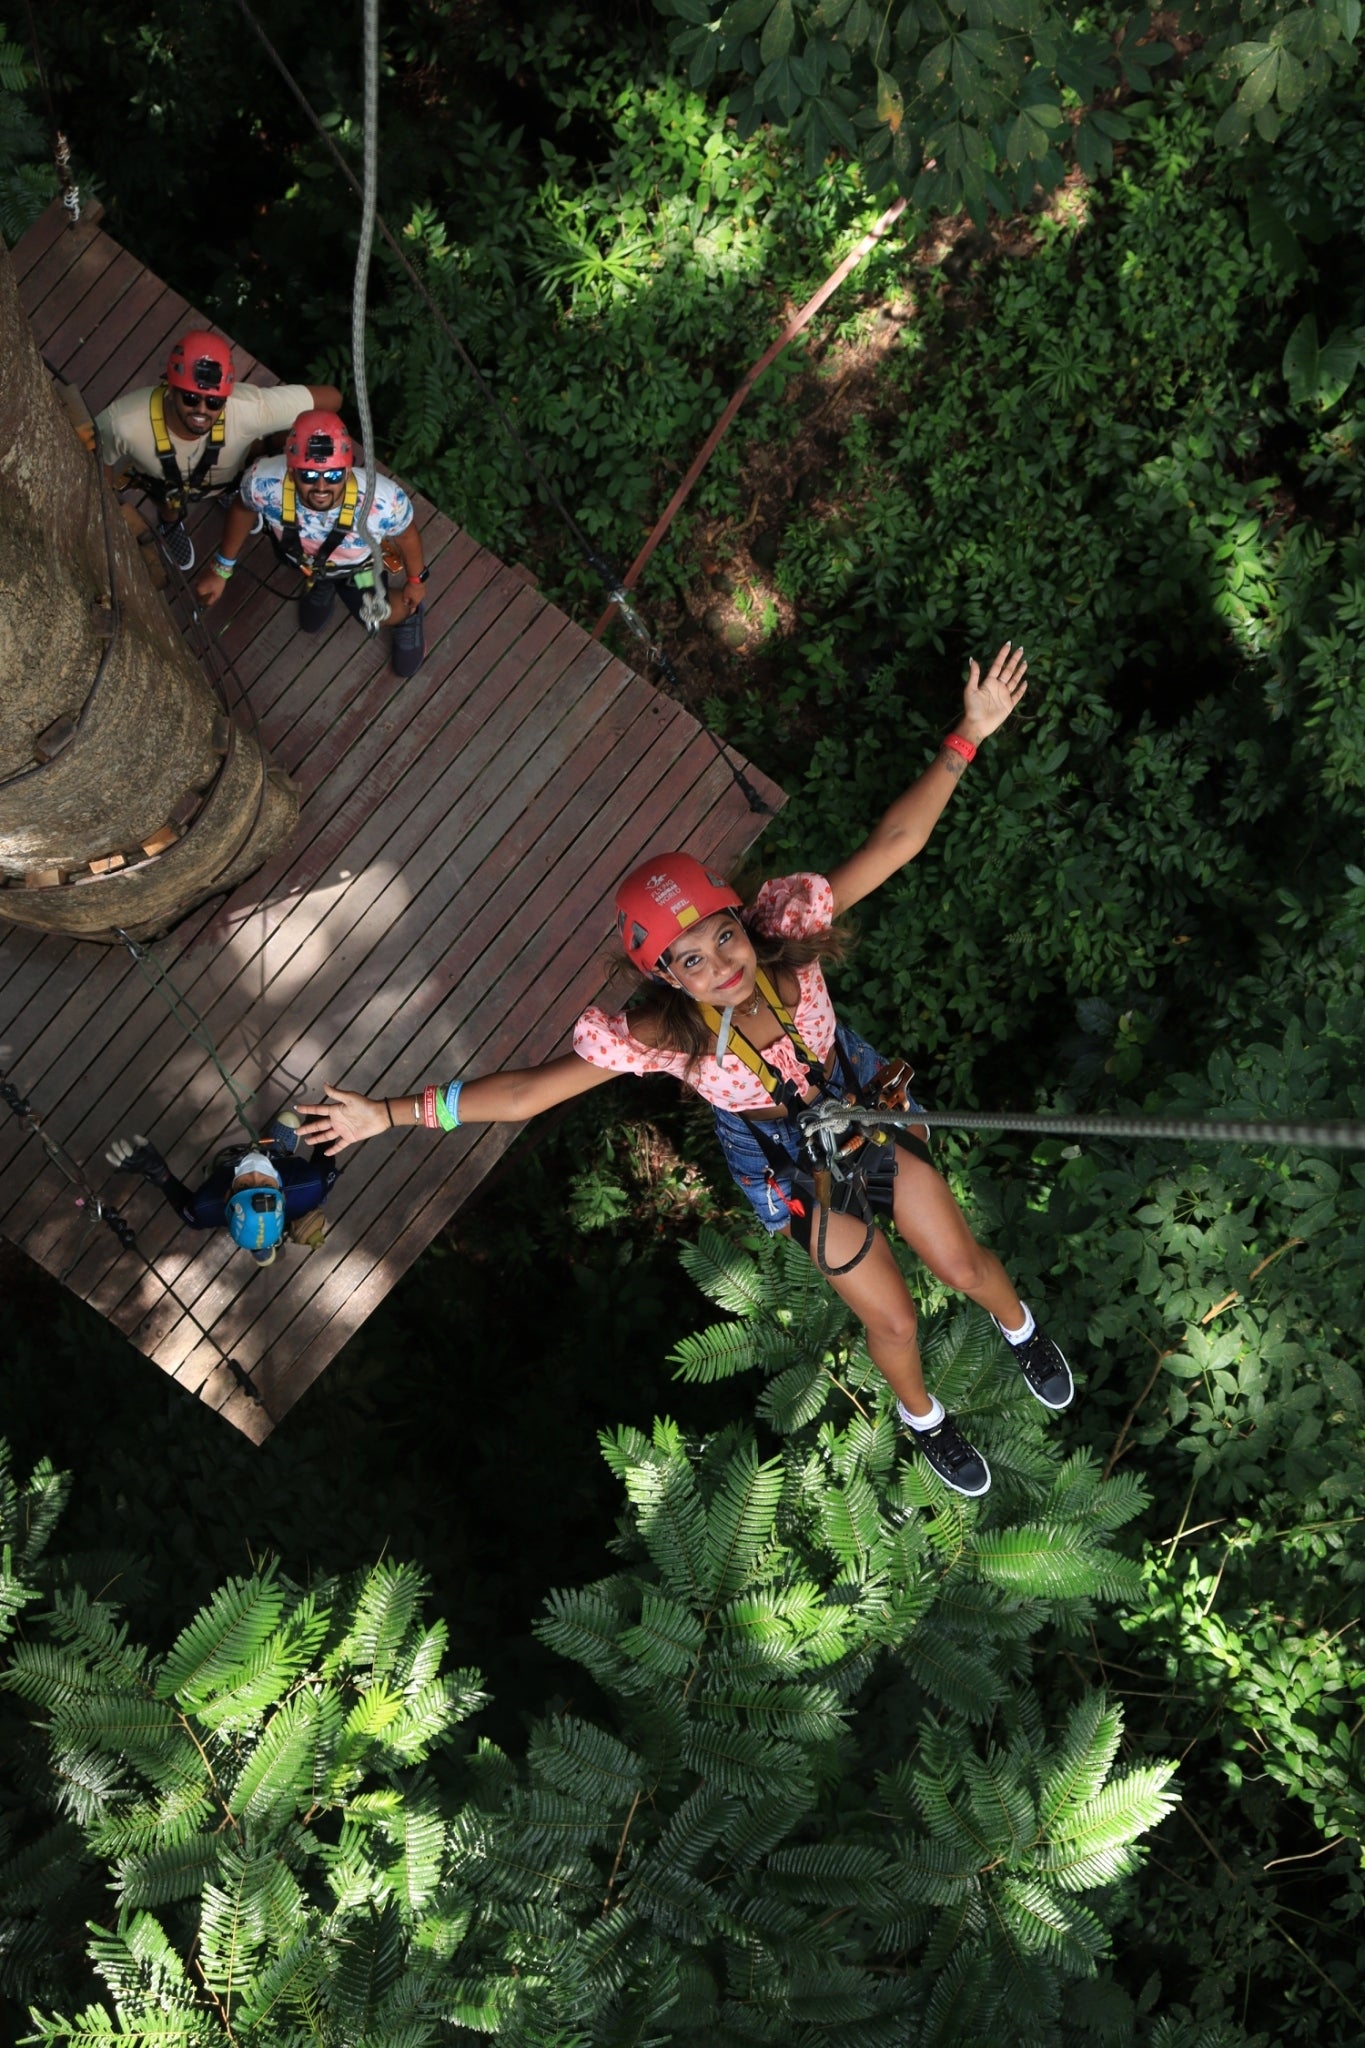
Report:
1010,1330,1074,1411
904,1413,992,1497
159,521,195,571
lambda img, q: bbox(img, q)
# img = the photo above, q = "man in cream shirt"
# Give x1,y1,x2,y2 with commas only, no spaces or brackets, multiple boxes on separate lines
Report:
96,328,341,570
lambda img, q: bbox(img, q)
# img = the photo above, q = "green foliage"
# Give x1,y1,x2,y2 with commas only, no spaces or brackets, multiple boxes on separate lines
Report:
656,0,1361,215
0,1311,1179,2047
0,25,56,242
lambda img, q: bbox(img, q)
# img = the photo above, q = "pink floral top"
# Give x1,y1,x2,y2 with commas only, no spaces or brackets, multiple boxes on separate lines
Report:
572,873,839,1111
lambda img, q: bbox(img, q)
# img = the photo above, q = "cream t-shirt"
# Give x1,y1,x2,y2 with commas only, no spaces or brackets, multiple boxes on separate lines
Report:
95,381,316,492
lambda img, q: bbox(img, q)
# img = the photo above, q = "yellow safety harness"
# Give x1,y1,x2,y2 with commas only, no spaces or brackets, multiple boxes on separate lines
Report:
135,384,227,522
279,469,360,581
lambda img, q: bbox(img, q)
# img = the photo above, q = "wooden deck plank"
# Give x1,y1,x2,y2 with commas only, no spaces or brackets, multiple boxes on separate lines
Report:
101,631,630,1352
252,735,746,1391
158,688,702,1374
244,774,781,1416
20,227,121,337
9,199,85,284
2,206,785,1436
57,589,581,1315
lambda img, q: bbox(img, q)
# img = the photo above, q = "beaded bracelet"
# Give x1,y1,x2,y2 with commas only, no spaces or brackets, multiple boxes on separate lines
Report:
942,731,977,764
435,1081,464,1132
421,1084,440,1129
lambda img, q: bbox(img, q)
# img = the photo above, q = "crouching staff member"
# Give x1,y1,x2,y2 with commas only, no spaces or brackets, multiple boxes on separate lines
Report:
95,329,341,572
194,409,427,678
297,643,1073,1499
105,1113,338,1268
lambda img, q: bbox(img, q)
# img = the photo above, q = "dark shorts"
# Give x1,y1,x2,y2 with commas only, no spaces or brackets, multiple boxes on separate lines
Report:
711,1024,925,1231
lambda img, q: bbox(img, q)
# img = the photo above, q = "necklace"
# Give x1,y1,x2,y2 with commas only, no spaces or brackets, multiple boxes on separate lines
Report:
740,989,762,1017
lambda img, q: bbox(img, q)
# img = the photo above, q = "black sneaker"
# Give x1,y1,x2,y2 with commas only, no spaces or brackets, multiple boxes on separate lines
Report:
159,521,195,572
299,578,338,632
905,1413,992,1498
1010,1329,1074,1411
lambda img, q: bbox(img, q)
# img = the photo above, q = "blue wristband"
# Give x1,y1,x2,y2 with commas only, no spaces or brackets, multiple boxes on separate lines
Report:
435,1080,463,1132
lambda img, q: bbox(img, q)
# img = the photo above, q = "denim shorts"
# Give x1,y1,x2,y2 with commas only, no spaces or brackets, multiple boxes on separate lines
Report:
711,1023,923,1231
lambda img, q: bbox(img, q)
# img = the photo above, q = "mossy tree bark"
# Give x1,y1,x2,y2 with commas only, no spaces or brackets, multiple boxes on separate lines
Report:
0,237,296,942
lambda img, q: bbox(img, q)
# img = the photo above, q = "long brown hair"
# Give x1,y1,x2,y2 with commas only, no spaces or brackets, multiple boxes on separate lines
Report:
622,906,854,1078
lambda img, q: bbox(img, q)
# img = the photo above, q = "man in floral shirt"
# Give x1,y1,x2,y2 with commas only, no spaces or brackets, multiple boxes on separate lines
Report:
194,409,429,677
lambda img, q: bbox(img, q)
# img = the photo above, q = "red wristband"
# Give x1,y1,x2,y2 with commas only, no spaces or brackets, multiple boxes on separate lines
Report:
943,732,977,764
421,1084,439,1129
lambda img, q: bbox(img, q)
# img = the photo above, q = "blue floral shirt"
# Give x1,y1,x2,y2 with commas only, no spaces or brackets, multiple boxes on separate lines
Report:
242,455,413,568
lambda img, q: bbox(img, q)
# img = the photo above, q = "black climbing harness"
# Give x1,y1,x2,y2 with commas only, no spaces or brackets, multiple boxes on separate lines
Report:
124,384,228,524
699,970,926,1278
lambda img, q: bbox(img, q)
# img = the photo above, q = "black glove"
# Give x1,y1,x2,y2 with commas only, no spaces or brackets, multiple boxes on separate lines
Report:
105,1133,168,1181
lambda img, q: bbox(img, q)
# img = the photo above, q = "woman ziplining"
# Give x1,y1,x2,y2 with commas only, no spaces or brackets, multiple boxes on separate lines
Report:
297,641,1070,1499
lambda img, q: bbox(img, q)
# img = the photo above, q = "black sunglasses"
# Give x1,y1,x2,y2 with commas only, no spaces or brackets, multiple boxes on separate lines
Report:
295,467,348,484
174,388,227,412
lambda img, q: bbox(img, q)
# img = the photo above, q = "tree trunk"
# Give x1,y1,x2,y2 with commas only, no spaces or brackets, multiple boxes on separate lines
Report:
0,237,296,942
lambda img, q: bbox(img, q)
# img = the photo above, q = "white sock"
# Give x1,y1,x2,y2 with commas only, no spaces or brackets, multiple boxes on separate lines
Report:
898,1395,945,1432
997,1303,1035,1346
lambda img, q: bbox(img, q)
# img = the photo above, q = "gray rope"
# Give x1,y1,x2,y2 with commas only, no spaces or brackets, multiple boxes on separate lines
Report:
350,0,387,634
798,1100,1365,1152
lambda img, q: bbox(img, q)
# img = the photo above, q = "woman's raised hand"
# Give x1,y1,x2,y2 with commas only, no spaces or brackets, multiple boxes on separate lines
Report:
295,1085,389,1155
960,641,1028,741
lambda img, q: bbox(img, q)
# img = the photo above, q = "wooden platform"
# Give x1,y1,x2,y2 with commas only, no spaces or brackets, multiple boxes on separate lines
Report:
0,202,783,1441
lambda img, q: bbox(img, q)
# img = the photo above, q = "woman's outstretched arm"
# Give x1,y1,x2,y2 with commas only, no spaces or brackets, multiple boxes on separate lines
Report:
296,1052,617,1155
827,641,1028,916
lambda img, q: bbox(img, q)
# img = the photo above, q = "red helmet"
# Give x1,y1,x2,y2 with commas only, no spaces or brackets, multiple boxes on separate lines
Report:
615,853,742,974
285,410,354,470
166,330,235,397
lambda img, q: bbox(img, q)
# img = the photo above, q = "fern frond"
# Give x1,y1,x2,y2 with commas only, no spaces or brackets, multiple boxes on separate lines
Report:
340,1562,426,1682
719,1789,815,1866
529,1714,648,1808
624,1456,711,1605
618,1588,706,1678
1049,1763,1180,1854
155,1571,285,1705
1036,1691,1123,1833
534,1586,631,1690
114,1835,223,1910
760,1359,840,1439
228,1688,341,1831
679,1229,773,1318
704,1444,784,1601
671,1320,797,1384
892,1630,1004,1722
992,1874,1106,1972
962,1753,1037,1857
679,1722,808,1799
966,1525,1139,1601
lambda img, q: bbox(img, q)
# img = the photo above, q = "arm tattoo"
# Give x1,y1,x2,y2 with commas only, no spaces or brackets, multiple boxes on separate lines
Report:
937,747,967,779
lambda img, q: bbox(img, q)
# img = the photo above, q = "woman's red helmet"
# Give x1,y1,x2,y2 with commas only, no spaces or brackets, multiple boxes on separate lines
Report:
166,330,235,396
615,853,742,974
285,410,354,470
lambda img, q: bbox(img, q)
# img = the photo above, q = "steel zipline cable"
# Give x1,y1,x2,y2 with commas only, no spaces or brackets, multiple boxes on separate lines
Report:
231,0,773,815
797,1099,1365,1155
